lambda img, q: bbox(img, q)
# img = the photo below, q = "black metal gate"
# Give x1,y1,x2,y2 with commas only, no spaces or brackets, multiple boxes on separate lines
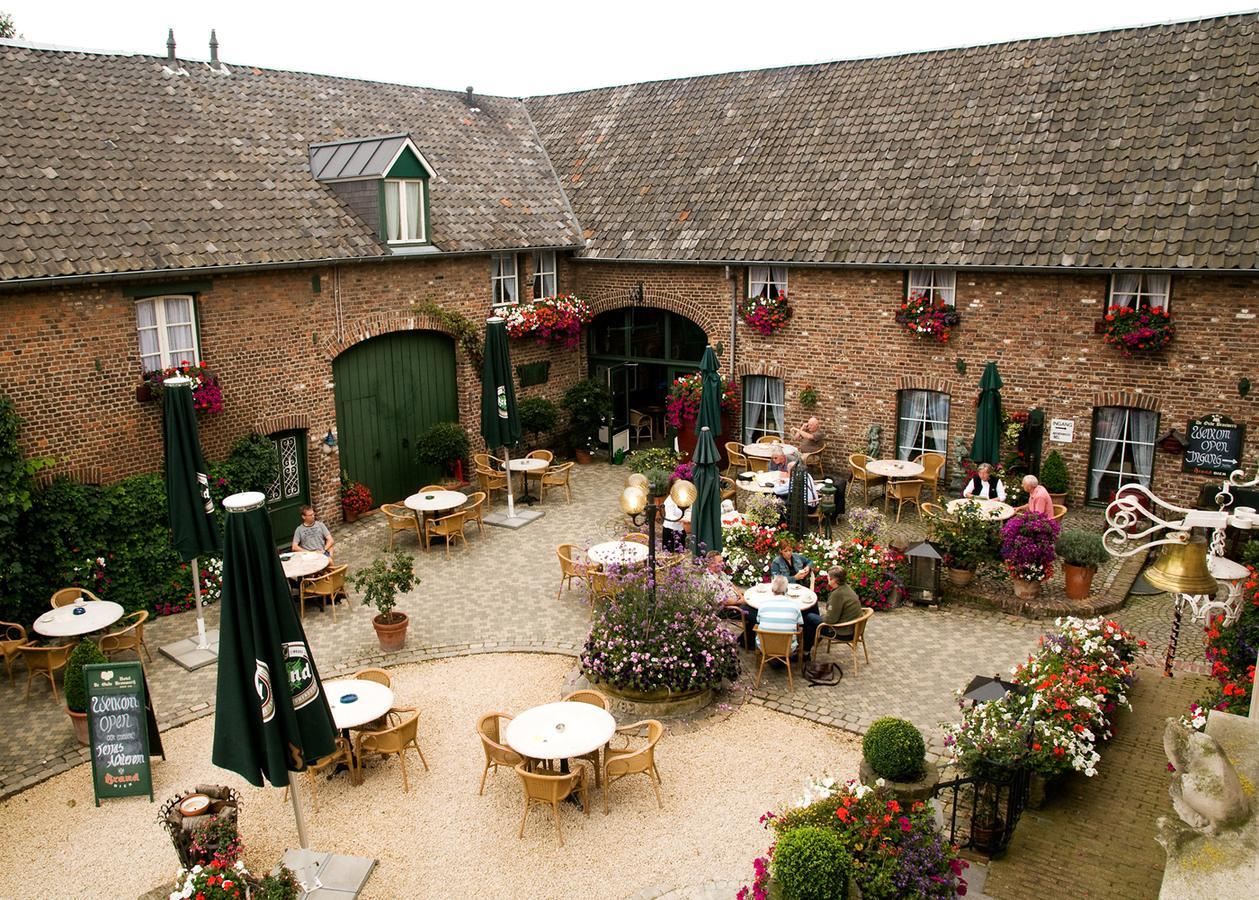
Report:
932,766,1031,858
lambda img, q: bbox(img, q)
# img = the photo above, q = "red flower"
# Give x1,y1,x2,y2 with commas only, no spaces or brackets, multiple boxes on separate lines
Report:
898,816,912,832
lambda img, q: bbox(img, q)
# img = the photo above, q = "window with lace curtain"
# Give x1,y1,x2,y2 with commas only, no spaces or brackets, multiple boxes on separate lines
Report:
1087,406,1159,503
747,266,788,300
742,376,784,443
1108,273,1170,311
383,179,425,243
532,250,557,298
136,295,199,372
491,253,519,307
896,389,950,460
907,269,956,306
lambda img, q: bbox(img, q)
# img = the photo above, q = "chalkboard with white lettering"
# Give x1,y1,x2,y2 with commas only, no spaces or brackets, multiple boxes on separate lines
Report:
85,662,154,805
1183,416,1245,477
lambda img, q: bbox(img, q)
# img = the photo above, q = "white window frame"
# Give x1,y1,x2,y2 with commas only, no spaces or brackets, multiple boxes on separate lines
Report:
747,265,788,300
532,250,557,299
383,178,425,244
136,294,200,373
896,389,951,460
1087,406,1159,503
1108,273,1170,312
491,253,519,307
742,375,785,443
907,269,956,306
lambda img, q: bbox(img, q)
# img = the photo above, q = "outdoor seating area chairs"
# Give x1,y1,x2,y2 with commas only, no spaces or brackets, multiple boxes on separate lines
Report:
603,719,664,815
99,610,151,666
816,607,874,674
424,511,468,556
355,706,430,793
50,587,102,608
887,478,923,522
540,463,574,504
849,453,885,504
913,452,946,499
477,712,525,795
299,564,349,622
1,621,27,684
382,502,422,548
753,626,804,691
20,642,71,702
555,544,588,601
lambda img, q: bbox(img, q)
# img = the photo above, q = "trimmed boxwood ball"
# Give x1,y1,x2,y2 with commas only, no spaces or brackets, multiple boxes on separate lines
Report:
64,638,107,713
771,825,852,900
863,716,927,782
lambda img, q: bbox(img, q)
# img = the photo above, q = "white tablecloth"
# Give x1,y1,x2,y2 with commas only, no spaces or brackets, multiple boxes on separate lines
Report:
33,600,125,638
504,701,616,761
736,471,787,494
865,459,924,479
587,541,649,567
743,582,817,611
404,490,467,514
281,551,330,580
324,679,395,730
507,458,549,473
743,443,797,459
947,498,1015,521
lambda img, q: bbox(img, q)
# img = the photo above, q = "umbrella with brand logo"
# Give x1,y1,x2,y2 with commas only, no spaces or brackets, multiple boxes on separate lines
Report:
970,362,1004,466
481,316,541,528
213,491,338,888
161,376,220,665
689,426,722,556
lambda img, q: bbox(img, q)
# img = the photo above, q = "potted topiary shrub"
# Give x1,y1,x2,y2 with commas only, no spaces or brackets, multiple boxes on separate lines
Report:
352,551,417,652
770,825,853,900
859,716,939,802
1056,529,1110,600
64,638,107,745
517,396,559,452
561,378,612,464
1040,450,1069,507
929,504,997,587
415,421,471,485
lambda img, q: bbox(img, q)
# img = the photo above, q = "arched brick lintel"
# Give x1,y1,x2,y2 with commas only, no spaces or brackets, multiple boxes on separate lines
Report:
319,311,460,361
736,361,790,380
586,287,723,342
254,413,310,436
896,375,955,395
1091,390,1160,412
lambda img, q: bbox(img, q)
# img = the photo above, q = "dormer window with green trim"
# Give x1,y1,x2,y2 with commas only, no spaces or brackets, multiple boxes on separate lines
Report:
384,179,425,244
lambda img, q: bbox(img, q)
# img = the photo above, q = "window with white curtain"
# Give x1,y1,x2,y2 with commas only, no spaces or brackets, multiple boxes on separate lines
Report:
136,295,199,372
532,250,557,299
907,269,956,306
383,179,424,243
491,253,518,306
1087,407,1159,503
1108,273,1170,311
896,389,950,460
742,376,785,443
747,266,788,300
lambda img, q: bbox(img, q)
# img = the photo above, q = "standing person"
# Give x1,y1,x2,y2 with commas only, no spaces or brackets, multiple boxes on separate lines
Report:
792,417,826,454
1022,475,1054,518
291,505,334,556
662,484,687,552
962,463,1007,500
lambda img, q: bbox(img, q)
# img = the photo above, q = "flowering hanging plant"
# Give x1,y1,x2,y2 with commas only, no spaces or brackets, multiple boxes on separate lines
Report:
896,291,961,342
144,361,224,414
739,292,792,335
665,372,737,429
1199,565,1258,715
1102,305,1174,356
340,473,373,517
999,510,1059,582
71,553,111,595
503,294,593,348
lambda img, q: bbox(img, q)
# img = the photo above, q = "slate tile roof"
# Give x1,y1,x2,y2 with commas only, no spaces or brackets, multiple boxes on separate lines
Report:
526,13,1259,270
0,45,581,283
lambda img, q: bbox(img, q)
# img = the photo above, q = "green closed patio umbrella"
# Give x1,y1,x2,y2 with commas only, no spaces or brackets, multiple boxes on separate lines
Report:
481,316,541,528
162,376,220,656
970,362,1004,466
689,426,722,556
213,491,338,889
696,346,724,439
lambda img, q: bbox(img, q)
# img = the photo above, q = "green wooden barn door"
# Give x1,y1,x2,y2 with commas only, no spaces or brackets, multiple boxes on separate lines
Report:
333,331,459,505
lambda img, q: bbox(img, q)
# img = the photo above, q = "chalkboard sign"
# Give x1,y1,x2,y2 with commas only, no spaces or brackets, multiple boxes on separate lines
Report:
1183,416,1246,477
85,662,154,806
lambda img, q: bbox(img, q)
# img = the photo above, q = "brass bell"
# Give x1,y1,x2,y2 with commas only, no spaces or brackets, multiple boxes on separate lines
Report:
1143,536,1218,595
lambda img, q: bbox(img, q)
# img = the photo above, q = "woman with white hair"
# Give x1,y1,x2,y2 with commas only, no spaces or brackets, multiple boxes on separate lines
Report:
962,462,1006,500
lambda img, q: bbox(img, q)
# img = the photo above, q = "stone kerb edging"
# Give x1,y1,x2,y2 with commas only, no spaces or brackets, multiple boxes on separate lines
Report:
945,551,1145,619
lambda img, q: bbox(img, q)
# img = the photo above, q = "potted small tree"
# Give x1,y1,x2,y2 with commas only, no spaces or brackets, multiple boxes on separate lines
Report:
517,396,559,452
561,378,612,464
352,551,417,652
64,638,107,745
929,504,997,586
415,421,471,485
1056,529,1110,600
1040,450,1069,507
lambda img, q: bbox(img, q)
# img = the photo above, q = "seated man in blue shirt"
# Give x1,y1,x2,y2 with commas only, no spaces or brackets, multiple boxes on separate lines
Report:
755,576,803,655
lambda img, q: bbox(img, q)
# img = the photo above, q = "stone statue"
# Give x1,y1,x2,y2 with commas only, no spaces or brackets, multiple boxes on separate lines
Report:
953,436,968,472
1163,718,1249,835
866,424,881,459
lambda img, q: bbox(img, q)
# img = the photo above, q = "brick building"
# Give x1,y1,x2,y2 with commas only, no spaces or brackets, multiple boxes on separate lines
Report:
1,13,1256,529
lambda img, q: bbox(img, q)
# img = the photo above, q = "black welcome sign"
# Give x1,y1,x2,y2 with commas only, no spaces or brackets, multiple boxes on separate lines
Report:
1183,415,1246,477
85,662,160,805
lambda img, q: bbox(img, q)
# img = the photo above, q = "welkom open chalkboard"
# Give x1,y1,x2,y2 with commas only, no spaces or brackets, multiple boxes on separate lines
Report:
85,661,154,805
1183,415,1246,477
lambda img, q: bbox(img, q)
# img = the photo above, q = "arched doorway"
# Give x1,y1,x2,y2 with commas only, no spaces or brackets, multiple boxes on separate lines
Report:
588,307,710,445
333,331,459,504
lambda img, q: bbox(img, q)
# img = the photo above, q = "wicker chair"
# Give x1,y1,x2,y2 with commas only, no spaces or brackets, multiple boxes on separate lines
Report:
476,712,524,795
283,737,357,811
587,567,616,610
920,502,946,522
563,689,612,783
476,465,509,501
540,462,574,504
888,478,923,522
629,409,654,445
50,587,102,608
354,707,429,792
801,443,828,478
602,719,665,815
299,564,348,622
756,435,782,444
99,610,152,666
848,454,885,505
717,605,748,644
556,544,588,601
354,667,391,687
753,627,803,691
461,491,487,536
625,532,649,545
20,643,71,702
747,455,770,473
1052,503,1067,522
816,607,873,673
382,503,421,549
424,510,468,557
523,449,553,496
914,452,946,499
1,621,28,684
719,476,737,504
514,762,589,846
419,484,446,492
724,442,748,476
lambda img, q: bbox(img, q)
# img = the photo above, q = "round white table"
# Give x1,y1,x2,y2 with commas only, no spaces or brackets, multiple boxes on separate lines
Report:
865,459,924,479
742,582,818,611
587,541,649,567
947,498,1016,521
324,678,395,730
33,600,125,638
403,490,467,515
281,551,330,580
743,442,797,459
504,701,617,762
507,458,549,505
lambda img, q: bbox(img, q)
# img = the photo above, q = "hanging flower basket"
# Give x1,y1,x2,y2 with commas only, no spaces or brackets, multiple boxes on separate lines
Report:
665,372,737,430
896,291,961,342
1101,305,1174,356
503,294,593,348
142,362,223,414
738,292,792,335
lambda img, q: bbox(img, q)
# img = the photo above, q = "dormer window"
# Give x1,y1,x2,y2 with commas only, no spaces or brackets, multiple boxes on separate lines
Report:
384,180,425,244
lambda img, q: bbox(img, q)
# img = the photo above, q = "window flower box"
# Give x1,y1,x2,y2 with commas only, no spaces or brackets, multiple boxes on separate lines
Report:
1101,305,1174,356
896,290,960,342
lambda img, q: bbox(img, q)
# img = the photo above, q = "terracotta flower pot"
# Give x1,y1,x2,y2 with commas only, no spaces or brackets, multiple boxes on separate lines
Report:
372,612,409,652
947,567,975,587
971,816,1007,852
1012,577,1042,601
67,708,89,745
1063,562,1097,600
343,509,360,524
574,448,593,464
1048,491,1067,508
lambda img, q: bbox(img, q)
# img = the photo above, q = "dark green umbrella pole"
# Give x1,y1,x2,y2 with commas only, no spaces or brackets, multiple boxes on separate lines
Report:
786,457,808,537
690,426,723,556
480,316,523,518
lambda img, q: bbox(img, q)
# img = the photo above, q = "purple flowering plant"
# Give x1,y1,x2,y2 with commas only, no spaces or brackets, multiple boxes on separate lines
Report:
999,510,1059,582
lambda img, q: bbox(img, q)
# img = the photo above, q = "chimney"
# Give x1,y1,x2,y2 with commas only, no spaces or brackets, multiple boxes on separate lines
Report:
209,30,219,67
166,28,176,63
465,86,475,106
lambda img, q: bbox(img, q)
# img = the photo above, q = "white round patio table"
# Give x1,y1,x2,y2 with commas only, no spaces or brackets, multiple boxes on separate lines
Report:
587,541,649,567
506,458,549,474
736,471,787,494
504,700,616,762
743,442,797,459
403,490,467,514
742,582,818,611
865,459,924,479
324,678,395,730
947,498,1016,521
281,551,330,580
33,600,125,638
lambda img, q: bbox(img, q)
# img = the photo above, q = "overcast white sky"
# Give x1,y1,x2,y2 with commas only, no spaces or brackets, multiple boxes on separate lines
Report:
2,0,1250,96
